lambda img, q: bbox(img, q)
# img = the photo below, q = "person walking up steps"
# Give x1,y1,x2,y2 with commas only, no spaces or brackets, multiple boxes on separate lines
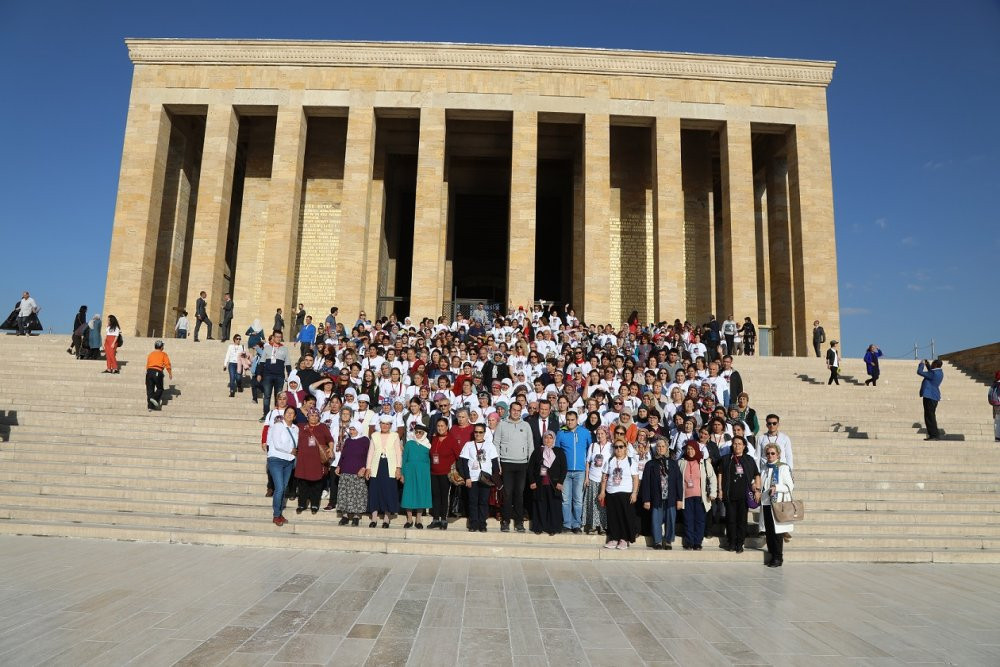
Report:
145,339,173,411
826,340,840,385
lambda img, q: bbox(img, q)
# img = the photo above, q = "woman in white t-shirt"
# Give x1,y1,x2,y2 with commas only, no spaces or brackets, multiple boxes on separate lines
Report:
599,438,640,550
582,427,611,535
103,314,122,374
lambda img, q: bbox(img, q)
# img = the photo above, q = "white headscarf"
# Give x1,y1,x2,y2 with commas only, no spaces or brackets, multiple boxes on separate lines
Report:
251,319,263,333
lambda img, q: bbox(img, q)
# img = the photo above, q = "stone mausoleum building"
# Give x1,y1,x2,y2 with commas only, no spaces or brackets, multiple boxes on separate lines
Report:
104,39,839,355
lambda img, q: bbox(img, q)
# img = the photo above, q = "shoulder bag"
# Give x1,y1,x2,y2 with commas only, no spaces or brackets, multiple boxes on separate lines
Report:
771,490,805,523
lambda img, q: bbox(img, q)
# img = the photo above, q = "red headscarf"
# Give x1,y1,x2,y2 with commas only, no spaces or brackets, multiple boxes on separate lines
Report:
682,439,703,462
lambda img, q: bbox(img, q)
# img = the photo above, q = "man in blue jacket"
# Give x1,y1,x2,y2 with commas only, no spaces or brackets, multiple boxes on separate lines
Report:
917,359,944,440
555,411,592,533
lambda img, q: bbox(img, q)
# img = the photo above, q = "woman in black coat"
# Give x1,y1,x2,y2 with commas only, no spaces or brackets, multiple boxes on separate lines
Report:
527,430,567,536
639,439,684,550
716,435,761,554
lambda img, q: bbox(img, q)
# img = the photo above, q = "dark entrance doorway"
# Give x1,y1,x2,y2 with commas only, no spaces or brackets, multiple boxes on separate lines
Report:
451,193,508,302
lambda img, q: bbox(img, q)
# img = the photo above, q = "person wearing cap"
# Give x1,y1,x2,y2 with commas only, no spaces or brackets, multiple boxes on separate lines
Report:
335,421,370,526
826,340,841,386
365,414,402,528
401,421,432,528
145,340,173,411
294,408,334,515
355,393,377,435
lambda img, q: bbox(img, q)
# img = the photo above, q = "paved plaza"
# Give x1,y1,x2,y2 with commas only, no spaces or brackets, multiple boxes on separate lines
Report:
0,537,998,665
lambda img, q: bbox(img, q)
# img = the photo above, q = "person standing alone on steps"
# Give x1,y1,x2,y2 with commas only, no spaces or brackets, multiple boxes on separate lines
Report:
194,291,213,341
864,344,883,386
917,359,944,440
812,320,825,357
219,293,234,342
826,340,840,385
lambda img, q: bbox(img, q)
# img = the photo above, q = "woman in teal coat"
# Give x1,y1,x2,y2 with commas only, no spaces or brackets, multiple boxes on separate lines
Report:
401,421,432,528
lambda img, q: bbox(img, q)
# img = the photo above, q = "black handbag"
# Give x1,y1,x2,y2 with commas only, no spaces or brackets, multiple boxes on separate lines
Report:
116,333,124,348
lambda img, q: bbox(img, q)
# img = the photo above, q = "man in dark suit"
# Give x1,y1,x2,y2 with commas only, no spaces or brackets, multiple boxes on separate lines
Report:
194,291,213,342
812,320,826,357
917,359,944,440
219,293,233,341
528,399,561,452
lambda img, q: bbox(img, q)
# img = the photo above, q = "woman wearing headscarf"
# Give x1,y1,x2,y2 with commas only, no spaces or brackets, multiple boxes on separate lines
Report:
366,414,403,528
401,421,432,528
582,425,610,535
716,435,760,554
583,410,603,438
429,417,461,529
599,437,640,550
265,406,298,526
69,305,87,355
640,438,683,549
863,344,883,387
680,440,717,550
246,319,265,349
335,421,370,526
294,408,333,514
527,430,567,536
760,442,794,567
86,313,103,357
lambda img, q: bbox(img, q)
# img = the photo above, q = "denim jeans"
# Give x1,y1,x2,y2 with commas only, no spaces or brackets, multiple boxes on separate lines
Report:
227,362,239,393
261,375,282,415
650,498,677,544
561,470,585,529
267,457,295,518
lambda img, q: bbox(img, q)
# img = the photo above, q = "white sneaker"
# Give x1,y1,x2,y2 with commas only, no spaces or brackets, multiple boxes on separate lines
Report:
322,490,329,498
603,541,617,549
616,541,629,550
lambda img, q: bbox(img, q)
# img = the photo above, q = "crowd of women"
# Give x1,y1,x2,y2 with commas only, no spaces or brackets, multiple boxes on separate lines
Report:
249,305,794,565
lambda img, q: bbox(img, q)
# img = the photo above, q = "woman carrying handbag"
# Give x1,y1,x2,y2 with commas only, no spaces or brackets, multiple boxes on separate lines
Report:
760,442,795,567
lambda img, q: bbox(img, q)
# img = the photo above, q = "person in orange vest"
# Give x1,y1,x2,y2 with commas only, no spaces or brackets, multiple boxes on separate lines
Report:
146,340,173,411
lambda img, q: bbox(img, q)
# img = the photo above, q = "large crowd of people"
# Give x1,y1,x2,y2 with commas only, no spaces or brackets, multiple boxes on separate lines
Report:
237,303,794,565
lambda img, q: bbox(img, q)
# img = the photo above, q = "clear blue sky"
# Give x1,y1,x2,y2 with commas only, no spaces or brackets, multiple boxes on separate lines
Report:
1,1,997,358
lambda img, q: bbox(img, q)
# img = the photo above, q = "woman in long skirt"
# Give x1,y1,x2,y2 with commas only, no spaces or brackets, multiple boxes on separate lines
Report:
599,438,640,550
335,422,370,526
527,431,567,535
366,415,402,528
401,422,432,528
582,426,610,534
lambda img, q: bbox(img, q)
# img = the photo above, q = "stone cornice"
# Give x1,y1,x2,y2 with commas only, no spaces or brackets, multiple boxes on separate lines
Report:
125,39,835,87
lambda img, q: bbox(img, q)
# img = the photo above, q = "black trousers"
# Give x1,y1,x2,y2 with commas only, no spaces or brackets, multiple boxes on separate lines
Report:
466,483,490,529
762,505,784,560
145,369,164,404
325,471,339,507
296,478,323,510
194,316,213,340
923,397,940,438
724,495,748,548
828,366,839,385
500,462,527,524
813,341,822,357
724,335,735,355
431,474,451,520
219,317,232,341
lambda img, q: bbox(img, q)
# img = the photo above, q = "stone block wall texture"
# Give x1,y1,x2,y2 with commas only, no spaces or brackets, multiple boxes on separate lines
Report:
104,40,839,353
941,343,1000,384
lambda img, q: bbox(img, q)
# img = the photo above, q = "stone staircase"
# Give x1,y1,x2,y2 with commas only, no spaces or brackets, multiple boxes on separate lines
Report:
0,333,997,562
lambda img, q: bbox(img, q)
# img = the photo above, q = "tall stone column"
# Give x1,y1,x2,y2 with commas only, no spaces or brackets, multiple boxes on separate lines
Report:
582,114,611,326
103,102,172,336
788,123,839,355
654,116,685,322
721,121,759,323
767,157,796,355
260,106,307,319
508,110,538,311
409,107,447,318
336,106,376,319
185,105,239,331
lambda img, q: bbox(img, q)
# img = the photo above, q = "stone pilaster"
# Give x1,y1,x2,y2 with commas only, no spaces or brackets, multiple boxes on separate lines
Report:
582,114,611,326
767,157,796,355
336,106,376,319
508,110,538,311
654,116,684,322
103,101,171,336
260,106,307,318
362,175,386,317
409,107,447,318
682,131,714,322
185,105,238,331
788,123,839,355
721,121,759,323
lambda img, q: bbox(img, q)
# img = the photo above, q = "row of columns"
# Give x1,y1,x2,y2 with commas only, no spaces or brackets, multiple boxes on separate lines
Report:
106,103,837,351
